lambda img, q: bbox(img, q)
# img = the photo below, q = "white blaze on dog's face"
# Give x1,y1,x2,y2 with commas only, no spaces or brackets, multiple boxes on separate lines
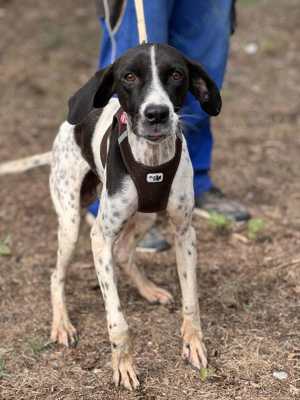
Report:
137,45,180,142
67,43,222,137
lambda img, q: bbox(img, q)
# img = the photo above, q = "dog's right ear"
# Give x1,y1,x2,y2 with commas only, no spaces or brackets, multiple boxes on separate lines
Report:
67,64,114,125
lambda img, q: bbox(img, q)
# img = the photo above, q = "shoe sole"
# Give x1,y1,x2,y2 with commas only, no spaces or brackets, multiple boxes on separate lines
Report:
136,247,161,254
136,243,171,253
193,208,211,219
193,207,251,222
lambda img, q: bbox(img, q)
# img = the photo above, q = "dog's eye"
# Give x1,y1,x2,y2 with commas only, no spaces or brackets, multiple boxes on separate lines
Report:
171,71,183,81
124,73,137,82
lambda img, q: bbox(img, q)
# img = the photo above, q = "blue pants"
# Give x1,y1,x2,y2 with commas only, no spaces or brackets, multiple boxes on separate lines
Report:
88,0,232,216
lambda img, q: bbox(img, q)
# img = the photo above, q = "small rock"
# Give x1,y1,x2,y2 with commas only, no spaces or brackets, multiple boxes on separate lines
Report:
244,43,258,55
273,370,288,380
93,368,102,374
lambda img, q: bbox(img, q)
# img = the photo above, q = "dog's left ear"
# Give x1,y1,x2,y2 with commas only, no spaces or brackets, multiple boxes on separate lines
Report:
186,58,222,116
67,64,114,125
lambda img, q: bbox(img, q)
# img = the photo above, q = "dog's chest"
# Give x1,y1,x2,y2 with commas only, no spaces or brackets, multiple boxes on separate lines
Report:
101,109,183,213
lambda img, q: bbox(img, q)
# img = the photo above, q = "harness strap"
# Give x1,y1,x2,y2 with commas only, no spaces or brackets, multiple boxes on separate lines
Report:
100,109,182,213
118,132,182,213
100,109,126,168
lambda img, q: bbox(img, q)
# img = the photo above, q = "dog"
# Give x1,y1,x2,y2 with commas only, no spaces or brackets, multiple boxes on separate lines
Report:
0,43,221,390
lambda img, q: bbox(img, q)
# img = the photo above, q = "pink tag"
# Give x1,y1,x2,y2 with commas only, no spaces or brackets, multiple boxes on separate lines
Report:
120,112,127,125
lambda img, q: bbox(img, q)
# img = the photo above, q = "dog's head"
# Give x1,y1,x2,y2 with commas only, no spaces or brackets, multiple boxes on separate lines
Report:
68,43,222,142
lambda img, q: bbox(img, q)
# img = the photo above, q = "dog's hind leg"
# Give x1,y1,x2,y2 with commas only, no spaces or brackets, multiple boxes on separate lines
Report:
49,123,90,346
116,213,173,305
50,213,80,347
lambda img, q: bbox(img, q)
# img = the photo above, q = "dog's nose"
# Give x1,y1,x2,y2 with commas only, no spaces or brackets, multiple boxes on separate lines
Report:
144,105,169,124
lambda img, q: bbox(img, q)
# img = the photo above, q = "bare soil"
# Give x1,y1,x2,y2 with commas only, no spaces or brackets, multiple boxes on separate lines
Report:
0,0,299,399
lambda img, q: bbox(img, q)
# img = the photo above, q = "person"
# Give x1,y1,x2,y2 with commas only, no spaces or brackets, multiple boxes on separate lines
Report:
88,0,250,252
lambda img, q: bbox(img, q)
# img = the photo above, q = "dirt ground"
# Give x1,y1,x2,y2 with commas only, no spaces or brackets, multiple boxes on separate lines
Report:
0,0,299,399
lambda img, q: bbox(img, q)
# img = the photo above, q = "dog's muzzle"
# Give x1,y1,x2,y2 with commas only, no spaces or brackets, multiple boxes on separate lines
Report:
142,104,172,141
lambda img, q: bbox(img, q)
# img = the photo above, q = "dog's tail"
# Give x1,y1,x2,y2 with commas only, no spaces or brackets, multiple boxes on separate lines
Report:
0,152,52,176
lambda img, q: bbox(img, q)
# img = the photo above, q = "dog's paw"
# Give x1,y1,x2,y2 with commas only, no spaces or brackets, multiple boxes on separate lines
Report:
138,281,173,305
112,351,140,391
181,319,207,370
182,334,207,370
51,320,78,347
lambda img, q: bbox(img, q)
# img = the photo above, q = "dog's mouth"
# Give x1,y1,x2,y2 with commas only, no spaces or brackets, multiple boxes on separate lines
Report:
145,133,166,142
143,123,170,142
134,115,176,142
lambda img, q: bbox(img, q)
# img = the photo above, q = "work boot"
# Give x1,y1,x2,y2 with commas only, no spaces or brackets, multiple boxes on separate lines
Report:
194,186,251,222
136,226,171,253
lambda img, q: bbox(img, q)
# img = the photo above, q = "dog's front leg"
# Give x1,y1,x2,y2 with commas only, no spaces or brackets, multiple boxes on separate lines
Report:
174,220,207,369
168,145,207,370
90,184,139,391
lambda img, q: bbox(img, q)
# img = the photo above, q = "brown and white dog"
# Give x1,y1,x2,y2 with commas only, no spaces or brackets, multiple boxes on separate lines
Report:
0,43,221,390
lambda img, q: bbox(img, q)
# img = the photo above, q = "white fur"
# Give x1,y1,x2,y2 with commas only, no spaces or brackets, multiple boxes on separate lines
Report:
139,46,178,135
127,126,176,166
0,152,51,175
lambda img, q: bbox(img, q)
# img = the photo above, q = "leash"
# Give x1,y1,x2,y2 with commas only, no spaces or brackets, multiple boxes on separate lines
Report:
134,0,148,43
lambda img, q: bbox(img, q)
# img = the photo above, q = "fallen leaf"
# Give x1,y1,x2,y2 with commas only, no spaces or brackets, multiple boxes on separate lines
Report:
200,367,209,382
0,237,11,256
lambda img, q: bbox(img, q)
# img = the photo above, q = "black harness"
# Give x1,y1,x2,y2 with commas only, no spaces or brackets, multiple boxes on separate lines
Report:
101,109,182,213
